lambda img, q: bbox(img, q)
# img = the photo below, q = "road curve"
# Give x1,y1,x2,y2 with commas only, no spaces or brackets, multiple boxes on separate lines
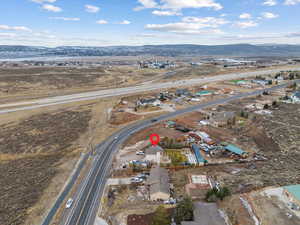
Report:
1,67,299,114
52,80,299,225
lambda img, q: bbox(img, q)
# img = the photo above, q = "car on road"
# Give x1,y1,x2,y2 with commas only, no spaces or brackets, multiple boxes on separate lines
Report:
136,151,144,155
151,119,158,123
114,136,119,140
65,198,73,209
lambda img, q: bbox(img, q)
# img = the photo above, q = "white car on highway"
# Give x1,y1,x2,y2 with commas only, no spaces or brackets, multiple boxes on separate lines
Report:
65,198,73,209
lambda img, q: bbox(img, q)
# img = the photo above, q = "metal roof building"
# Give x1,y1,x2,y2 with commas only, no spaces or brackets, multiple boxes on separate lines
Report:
284,184,300,203
224,144,246,156
192,144,207,165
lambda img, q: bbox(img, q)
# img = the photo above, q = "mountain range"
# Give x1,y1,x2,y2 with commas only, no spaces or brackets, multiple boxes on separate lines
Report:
1,44,300,59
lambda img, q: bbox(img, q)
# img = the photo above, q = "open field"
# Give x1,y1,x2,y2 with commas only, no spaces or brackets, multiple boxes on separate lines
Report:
0,96,120,225
0,65,168,104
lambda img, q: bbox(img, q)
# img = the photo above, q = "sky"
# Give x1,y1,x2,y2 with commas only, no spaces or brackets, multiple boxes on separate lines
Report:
0,0,300,46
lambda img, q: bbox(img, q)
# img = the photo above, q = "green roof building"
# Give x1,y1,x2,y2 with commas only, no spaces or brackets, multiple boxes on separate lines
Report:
284,184,300,205
195,90,214,96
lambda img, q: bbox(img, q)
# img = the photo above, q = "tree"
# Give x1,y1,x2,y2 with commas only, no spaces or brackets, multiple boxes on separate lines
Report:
272,101,277,107
205,187,231,202
174,196,194,224
263,104,269,109
151,205,171,225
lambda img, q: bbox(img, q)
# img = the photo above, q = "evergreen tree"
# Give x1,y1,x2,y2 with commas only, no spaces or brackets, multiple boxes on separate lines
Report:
174,196,194,224
151,205,171,225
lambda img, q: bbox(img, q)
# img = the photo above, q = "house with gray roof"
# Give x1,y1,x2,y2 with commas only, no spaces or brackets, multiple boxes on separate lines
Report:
148,166,170,201
144,145,163,164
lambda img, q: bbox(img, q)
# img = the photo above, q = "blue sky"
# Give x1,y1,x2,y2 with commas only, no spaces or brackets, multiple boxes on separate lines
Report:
0,0,300,46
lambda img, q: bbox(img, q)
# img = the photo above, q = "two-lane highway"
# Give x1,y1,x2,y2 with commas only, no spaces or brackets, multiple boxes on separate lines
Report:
55,80,299,225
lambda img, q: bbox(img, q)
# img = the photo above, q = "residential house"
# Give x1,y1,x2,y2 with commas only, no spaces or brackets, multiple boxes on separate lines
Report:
210,111,236,127
144,145,163,164
137,98,161,107
181,202,226,225
148,166,170,201
176,89,191,97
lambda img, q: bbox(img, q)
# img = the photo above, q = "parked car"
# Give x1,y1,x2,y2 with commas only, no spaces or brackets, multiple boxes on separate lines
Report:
136,151,144,155
65,198,73,209
130,177,143,183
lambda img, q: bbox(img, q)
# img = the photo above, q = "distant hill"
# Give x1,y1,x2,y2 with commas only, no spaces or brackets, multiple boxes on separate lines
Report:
1,44,300,59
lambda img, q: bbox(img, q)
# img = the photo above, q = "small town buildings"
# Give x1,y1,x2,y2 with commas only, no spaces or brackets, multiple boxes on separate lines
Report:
251,79,270,86
165,120,176,128
144,145,163,164
210,111,236,127
291,91,300,103
284,184,300,206
195,90,213,97
137,98,161,107
148,166,170,201
176,89,191,97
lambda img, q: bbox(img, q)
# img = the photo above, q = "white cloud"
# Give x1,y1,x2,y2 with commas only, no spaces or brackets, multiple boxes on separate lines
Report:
96,20,108,24
145,16,227,34
261,12,278,19
119,20,131,25
182,16,229,26
134,0,158,10
262,0,277,6
30,0,56,3
0,33,16,37
239,13,251,19
235,21,258,28
152,10,181,16
0,25,32,32
42,4,62,12
50,17,80,21
85,4,100,13
135,0,223,11
284,0,300,5
161,0,222,10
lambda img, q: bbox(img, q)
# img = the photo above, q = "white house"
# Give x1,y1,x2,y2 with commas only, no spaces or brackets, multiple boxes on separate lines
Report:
144,145,163,164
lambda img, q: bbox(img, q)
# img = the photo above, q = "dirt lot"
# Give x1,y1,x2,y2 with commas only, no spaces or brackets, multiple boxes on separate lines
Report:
248,191,300,225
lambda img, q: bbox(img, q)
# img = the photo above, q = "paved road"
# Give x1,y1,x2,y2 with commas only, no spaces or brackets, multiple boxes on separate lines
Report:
1,67,299,114
53,80,299,225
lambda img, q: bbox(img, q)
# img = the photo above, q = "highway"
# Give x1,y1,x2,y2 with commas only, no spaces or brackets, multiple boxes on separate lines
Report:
1,67,299,114
49,80,299,225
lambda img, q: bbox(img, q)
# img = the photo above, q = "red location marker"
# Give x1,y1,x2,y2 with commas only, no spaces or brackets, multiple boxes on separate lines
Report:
150,133,160,146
